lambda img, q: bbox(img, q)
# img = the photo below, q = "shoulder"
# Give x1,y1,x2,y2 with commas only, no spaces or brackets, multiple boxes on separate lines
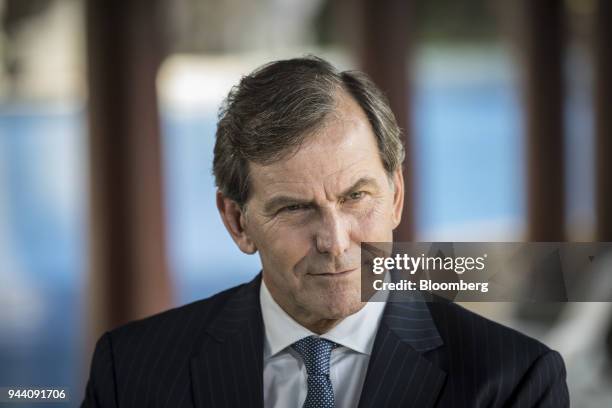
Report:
426,301,568,393
112,281,247,342
425,301,568,405
427,300,550,357
104,281,249,359
428,302,567,394
83,281,253,407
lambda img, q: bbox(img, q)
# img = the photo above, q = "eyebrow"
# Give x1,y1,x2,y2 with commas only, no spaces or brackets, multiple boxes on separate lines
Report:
262,176,380,214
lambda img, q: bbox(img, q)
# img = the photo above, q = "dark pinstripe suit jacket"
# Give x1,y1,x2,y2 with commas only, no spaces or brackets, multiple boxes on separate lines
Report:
82,272,569,407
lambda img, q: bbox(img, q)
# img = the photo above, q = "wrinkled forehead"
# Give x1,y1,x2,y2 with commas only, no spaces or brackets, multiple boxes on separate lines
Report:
247,100,387,202
250,153,375,199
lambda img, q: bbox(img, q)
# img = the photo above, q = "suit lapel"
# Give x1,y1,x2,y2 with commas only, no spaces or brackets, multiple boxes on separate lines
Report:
190,273,264,408
357,297,447,408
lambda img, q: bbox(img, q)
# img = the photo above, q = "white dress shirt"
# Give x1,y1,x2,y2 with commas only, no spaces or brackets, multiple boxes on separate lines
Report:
260,278,387,408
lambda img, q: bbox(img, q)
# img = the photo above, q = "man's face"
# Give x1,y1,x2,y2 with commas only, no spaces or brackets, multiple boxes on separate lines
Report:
225,93,403,325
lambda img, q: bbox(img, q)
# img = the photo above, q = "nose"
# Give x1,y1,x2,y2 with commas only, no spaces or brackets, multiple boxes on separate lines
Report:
315,209,351,257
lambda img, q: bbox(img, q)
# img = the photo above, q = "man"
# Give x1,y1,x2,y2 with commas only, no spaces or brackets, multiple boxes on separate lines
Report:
82,56,569,407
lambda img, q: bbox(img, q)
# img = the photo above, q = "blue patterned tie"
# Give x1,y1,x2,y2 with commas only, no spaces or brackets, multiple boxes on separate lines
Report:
292,336,338,408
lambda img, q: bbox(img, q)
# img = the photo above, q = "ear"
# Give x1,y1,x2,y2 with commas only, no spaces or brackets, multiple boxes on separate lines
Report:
216,191,257,254
391,167,404,229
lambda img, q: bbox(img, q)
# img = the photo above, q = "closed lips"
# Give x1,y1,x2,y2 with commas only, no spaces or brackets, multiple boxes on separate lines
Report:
312,268,356,276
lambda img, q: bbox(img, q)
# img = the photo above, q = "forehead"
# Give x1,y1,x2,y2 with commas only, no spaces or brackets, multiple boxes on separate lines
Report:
248,93,386,199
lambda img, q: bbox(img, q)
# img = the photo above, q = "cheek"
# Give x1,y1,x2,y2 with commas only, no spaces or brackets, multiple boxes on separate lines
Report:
256,224,312,274
353,199,395,241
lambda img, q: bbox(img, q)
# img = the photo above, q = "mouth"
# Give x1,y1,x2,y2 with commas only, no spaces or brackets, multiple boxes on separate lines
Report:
309,268,357,277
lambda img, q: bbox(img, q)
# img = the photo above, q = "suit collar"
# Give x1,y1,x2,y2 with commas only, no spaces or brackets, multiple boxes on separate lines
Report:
356,272,446,407
355,296,446,408
382,287,444,352
205,272,264,341
190,273,265,408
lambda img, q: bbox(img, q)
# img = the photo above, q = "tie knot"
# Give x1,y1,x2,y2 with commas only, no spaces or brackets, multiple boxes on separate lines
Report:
291,336,338,376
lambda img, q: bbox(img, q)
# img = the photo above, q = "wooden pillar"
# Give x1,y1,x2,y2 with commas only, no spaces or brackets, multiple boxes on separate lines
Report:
85,0,173,341
358,0,415,241
520,0,566,241
594,0,612,240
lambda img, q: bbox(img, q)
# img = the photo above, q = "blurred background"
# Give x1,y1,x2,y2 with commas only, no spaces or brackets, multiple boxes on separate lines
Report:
0,0,611,406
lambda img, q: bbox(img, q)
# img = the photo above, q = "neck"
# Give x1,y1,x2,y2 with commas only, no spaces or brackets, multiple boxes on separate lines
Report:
263,275,346,335
302,317,343,335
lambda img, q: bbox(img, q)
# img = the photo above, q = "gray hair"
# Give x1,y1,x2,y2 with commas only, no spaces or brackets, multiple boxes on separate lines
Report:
213,56,405,207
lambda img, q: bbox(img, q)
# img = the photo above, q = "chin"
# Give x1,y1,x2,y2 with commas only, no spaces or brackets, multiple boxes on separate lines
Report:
297,279,364,320
318,290,364,319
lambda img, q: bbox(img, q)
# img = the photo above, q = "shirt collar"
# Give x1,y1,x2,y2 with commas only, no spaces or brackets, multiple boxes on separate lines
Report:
260,275,388,359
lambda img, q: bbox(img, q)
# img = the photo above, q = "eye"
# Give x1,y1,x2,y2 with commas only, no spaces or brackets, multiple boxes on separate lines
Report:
282,203,309,212
348,191,365,200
